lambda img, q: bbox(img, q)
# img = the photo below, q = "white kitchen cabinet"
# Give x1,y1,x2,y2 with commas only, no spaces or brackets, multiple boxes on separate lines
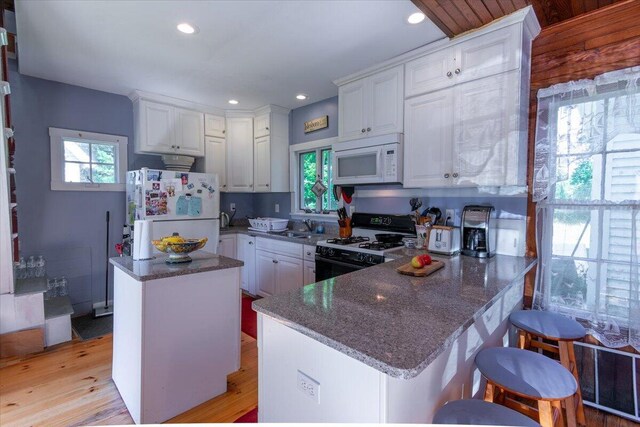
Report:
133,99,204,156
255,237,304,297
204,136,227,191
404,70,525,188
338,65,403,142
174,107,204,156
205,114,226,138
256,250,277,297
217,234,237,259
274,254,303,294
254,113,270,138
226,117,254,192
405,25,520,98
236,234,256,295
303,260,316,286
253,135,271,192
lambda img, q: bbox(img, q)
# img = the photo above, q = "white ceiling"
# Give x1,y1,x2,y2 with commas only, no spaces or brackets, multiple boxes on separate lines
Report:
14,0,445,110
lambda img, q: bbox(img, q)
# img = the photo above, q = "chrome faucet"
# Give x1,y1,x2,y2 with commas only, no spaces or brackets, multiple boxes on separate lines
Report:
303,219,314,232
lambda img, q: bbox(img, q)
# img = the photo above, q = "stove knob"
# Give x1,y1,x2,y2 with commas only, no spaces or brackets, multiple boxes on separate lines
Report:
365,255,375,264
356,253,365,262
319,247,328,256
328,249,336,257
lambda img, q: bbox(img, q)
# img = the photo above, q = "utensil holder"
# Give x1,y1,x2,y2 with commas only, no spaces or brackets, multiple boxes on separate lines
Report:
338,218,352,238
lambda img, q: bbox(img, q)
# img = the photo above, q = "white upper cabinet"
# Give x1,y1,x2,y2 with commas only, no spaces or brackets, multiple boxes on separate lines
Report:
205,114,226,138
254,113,270,138
204,136,227,190
226,117,254,192
254,135,271,192
338,65,403,141
174,107,204,156
405,25,521,98
133,98,205,156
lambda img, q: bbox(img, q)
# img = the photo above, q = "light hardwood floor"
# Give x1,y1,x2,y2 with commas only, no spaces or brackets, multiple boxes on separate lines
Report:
0,332,635,426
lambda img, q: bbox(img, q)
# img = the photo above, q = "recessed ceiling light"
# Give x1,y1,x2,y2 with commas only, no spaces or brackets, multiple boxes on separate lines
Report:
228,99,239,105
296,94,308,100
407,12,425,24
177,22,198,34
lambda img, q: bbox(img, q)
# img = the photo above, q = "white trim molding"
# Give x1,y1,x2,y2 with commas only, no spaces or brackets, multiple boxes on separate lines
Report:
49,127,128,192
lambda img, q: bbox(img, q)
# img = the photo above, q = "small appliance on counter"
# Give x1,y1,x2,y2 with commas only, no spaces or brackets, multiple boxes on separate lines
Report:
427,226,461,255
461,205,496,258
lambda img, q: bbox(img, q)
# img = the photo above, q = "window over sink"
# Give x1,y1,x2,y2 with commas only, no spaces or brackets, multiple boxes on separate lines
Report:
49,127,128,191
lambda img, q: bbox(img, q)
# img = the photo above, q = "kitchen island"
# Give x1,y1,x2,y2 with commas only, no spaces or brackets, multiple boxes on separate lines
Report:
253,251,536,423
109,252,244,424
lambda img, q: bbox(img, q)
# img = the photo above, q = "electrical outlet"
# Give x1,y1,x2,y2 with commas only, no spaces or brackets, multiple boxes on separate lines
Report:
445,209,455,226
297,370,320,403
275,203,280,213
230,203,236,211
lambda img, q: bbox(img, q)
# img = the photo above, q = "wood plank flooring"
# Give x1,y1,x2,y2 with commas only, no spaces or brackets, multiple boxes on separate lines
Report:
0,332,635,426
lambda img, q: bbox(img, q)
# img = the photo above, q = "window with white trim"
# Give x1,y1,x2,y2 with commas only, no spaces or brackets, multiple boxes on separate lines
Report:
49,127,128,191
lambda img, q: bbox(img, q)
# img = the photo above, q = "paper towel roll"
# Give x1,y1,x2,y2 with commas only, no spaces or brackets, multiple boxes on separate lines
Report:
133,220,154,260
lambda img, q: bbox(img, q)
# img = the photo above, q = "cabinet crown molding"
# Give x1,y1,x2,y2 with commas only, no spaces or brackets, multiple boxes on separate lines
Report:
128,90,225,115
255,104,291,116
333,6,539,87
225,110,255,118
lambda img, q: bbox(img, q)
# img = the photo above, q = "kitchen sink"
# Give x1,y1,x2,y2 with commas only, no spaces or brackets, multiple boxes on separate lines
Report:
284,231,312,239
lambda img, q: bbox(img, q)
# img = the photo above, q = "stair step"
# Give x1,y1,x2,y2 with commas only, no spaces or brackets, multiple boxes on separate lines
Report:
44,296,74,320
14,277,47,296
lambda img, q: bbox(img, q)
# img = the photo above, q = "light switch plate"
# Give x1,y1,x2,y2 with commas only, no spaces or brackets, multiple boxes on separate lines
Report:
275,203,280,213
297,370,320,403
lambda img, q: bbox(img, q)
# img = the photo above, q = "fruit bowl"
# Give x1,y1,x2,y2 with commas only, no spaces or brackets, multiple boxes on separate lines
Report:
152,235,208,263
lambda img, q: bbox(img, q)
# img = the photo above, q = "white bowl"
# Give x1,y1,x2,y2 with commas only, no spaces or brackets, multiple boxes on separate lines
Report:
161,155,194,171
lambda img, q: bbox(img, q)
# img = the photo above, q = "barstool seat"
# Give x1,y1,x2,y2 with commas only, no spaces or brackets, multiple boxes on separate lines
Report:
476,347,577,400
510,310,586,341
433,399,540,426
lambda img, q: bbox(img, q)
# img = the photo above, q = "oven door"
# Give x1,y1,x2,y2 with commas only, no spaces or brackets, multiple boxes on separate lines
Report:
315,255,366,282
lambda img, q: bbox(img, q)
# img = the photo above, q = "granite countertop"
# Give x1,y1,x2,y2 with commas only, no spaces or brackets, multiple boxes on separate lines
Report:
253,252,537,379
220,226,336,246
110,251,244,282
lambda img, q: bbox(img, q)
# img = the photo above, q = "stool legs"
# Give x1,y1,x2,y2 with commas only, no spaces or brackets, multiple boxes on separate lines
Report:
559,341,586,427
538,401,554,427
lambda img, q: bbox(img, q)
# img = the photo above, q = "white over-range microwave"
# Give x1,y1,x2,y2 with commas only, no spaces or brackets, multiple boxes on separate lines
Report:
332,133,403,185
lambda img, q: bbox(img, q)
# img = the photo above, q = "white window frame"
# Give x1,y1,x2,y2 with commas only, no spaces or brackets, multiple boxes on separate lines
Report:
49,127,128,192
289,137,340,220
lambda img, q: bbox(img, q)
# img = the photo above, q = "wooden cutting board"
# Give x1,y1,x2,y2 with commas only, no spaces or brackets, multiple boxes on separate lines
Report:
396,259,444,277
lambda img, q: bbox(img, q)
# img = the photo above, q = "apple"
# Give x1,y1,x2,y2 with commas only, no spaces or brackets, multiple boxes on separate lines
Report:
419,254,432,265
411,256,426,268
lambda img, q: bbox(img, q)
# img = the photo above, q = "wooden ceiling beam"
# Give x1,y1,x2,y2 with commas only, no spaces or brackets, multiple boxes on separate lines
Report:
410,0,456,37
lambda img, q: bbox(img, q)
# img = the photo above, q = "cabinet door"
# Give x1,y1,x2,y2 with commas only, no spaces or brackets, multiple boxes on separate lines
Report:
256,250,276,297
254,113,270,138
237,235,256,294
217,234,237,259
141,101,174,153
403,90,454,188
174,107,204,156
204,114,226,138
226,117,254,192
367,65,404,136
275,254,303,295
253,135,271,192
303,260,316,286
338,79,367,141
204,136,227,191
455,25,520,85
452,72,517,187
405,49,454,97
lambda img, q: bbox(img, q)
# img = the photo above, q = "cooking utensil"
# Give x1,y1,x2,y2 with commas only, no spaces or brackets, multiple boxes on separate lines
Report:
333,185,342,202
341,186,354,204
375,233,405,243
409,198,422,212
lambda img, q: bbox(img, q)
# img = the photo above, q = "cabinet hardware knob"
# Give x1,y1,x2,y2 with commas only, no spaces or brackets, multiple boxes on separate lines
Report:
366,127,371,132
272,259,278,264
223,130,225,134
266,183,269,187
312,270,315,273
265,127,269,130
444,173,450,178
249,242,253,245
177,146,180,149
455,68,461,74
453,172,459,178
361,128,366,133
219,240,222,243
223,184,227,188
307,252,311,255
446,71,453,77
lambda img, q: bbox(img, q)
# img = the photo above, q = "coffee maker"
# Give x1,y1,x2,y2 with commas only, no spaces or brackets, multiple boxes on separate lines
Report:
461,205,496,258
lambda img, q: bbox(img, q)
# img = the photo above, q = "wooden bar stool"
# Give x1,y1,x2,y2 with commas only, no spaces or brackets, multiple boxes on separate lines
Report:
433,399,541,426
476,347,577,427
510,310,586,427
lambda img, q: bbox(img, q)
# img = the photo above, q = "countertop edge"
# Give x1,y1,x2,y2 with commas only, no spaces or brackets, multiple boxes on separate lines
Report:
110,254,244,282
253,257,538,380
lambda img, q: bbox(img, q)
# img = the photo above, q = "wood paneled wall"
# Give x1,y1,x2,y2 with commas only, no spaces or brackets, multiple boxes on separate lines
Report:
523,0,640,306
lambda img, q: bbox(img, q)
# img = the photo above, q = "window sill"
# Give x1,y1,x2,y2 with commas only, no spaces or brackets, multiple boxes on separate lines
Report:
51,181,125,192
290,212,339,221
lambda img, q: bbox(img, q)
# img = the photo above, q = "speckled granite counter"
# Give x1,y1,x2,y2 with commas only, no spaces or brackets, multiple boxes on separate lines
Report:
253,253,536,379
220,226,336,245
110,251,243,282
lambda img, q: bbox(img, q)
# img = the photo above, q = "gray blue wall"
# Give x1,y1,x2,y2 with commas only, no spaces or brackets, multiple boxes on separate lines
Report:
10,61,163,314
290,96,338,145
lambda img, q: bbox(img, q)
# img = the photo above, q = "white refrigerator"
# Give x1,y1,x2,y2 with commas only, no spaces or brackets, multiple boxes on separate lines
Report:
126,168,220,254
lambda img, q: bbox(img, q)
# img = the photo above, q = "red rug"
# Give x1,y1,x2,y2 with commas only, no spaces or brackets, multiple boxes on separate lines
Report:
241,294,258,339
234,407,258,423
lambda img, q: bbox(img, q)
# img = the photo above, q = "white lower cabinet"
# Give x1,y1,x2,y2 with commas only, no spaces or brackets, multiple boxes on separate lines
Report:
256,250,303,297
256,250,277,297
236,234,256,295
217,234,237,259
303,261,316,285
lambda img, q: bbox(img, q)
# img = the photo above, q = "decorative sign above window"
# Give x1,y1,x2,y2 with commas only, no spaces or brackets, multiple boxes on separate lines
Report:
304,115,329,133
